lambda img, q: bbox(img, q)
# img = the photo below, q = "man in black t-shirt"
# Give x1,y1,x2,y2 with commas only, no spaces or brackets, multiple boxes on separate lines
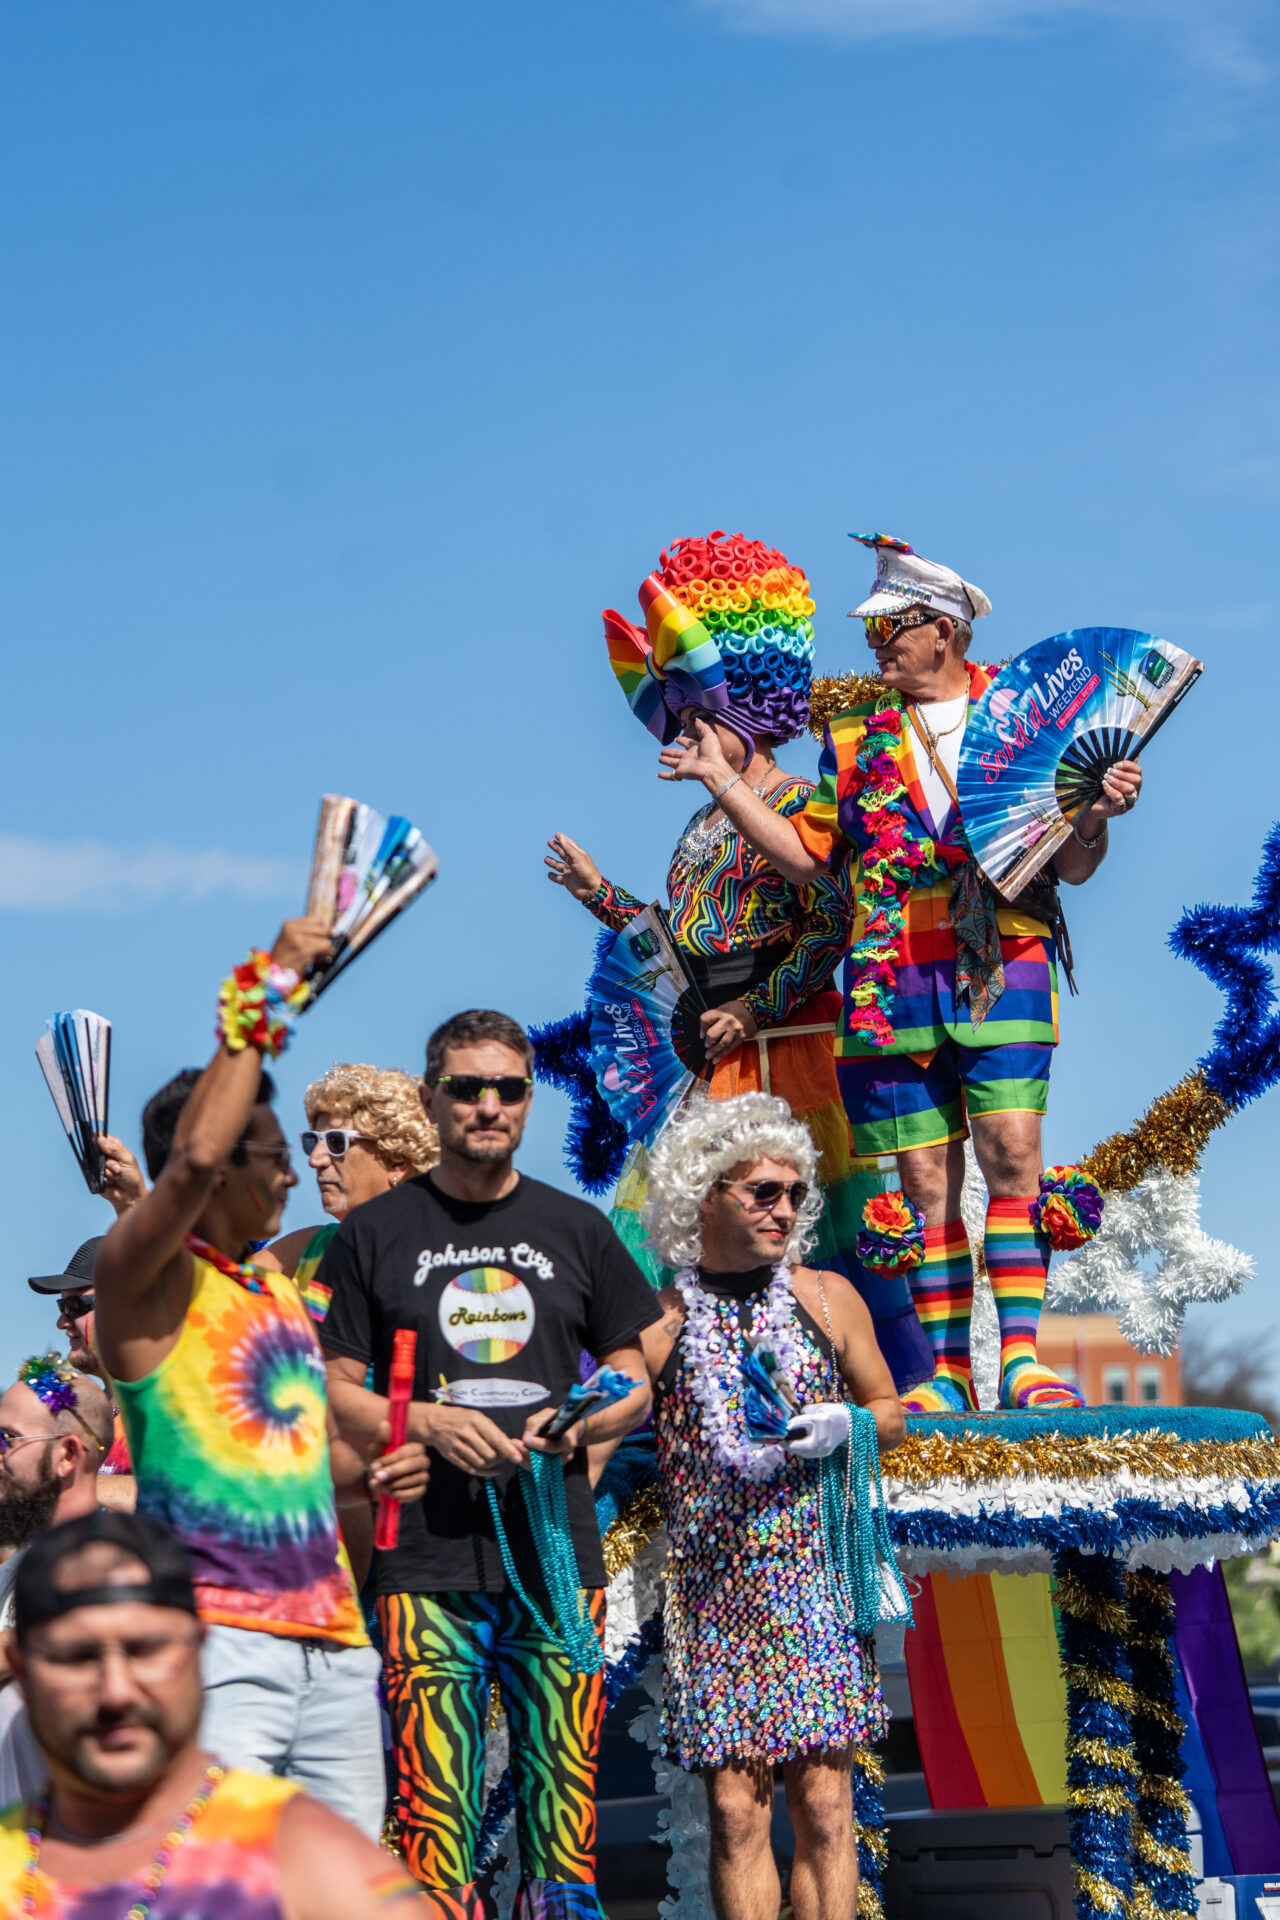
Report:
320,1009,658,1920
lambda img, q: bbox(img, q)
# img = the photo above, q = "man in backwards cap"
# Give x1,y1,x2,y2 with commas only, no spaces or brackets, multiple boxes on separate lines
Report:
661,534,1142,1414
0,1511,434,1917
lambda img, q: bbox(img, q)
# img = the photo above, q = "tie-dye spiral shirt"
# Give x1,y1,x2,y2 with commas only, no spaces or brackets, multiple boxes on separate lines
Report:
112,1249,366,1646
0,1769,299,1919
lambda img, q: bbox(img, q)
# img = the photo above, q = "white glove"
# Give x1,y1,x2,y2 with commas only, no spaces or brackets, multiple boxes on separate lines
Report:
784,1402,852,1459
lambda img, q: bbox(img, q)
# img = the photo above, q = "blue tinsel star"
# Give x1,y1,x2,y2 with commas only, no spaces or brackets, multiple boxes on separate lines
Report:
1170,821,1280,1109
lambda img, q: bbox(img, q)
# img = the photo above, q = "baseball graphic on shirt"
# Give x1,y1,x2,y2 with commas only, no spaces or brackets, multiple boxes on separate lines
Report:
438,1268,535,1363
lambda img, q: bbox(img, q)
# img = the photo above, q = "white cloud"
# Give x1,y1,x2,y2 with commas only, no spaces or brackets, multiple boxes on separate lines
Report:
696,0,1270,74
0,835,305,913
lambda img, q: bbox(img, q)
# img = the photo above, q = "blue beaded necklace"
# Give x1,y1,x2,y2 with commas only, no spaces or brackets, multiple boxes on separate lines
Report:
485,1453,603,1674
809,1272,912,1638
818,1406,911,1636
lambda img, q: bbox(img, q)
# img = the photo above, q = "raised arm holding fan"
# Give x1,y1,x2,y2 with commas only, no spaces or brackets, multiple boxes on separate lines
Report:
91,794,437,1838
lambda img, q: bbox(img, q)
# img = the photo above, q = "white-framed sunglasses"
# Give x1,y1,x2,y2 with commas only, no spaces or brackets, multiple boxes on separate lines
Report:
300,1129,373,1159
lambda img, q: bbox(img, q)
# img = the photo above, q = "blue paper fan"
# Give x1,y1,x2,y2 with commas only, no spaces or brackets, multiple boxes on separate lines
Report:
36,1010,111,1194
957,627,1202,897
587,906,707,1152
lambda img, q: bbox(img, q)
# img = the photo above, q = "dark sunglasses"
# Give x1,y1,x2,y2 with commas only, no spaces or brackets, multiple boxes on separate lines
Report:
435,1074,532,1106
864,608,936,645
57,1291,95,1320
719,1178,810,1211
300,1129,372,1159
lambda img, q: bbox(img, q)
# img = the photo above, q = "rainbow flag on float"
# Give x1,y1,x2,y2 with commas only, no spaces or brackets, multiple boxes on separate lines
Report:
905,1565,1280,1877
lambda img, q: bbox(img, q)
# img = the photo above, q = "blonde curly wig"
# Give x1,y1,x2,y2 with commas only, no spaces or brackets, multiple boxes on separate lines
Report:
643,1092,822,1271
304,1064,438,1175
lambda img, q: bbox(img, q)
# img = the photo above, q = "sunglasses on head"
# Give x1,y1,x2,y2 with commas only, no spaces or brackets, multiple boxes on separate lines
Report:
435,1074,532,1106
301,1129,372,1159
719,1178,811,1211
57,1292,95,1320
864,608,936,645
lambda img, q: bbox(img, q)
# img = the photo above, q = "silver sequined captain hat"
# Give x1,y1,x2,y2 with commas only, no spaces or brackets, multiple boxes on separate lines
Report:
848,532,992,625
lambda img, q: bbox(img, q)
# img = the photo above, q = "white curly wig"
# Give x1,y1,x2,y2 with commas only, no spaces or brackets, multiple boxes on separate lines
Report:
643,1092,822,1271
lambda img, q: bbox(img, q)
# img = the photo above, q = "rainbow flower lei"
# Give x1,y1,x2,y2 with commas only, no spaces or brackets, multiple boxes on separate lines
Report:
846,700,934,1049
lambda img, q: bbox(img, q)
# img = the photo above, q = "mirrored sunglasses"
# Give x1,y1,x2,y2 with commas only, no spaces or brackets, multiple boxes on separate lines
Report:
864,608,935,645
57,1292,95,1320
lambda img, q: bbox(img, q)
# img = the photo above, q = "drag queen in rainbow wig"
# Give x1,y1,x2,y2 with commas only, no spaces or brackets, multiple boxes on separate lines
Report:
539,531,933,1393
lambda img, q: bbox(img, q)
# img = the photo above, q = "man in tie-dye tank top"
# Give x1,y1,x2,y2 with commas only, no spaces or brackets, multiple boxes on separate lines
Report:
93,919,429,1840
0,1510,434,1920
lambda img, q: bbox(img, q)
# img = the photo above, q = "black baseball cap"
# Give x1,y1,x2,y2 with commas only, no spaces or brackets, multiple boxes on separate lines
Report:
14,1510,198,1638
28,1237,103,1298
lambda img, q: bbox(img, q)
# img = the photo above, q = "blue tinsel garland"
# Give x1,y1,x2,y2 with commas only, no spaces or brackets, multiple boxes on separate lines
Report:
1169,819,1280,1110
889,1486,1280,1559
1055,1549,1136,1918
530,938,630,1195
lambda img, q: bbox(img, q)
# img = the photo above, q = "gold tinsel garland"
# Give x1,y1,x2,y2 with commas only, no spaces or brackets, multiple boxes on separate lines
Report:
1136,1771,1191,1813
601,1484,666,1581
1063,1664,1141,1715
1133,1827,1196,1875
1070,1737,1140,1777
1127,1886,1172,1920
807,670,887,738
1070,1783,1139,1817
1075,1864,1127,1914
1079,1069,1235,1194
1054,1571,1132,1637
882,1426,1280,1490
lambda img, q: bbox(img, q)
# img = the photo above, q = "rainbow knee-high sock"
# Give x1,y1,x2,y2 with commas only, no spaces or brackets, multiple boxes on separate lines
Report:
902,1218,977,1413
985,1196,1084,1409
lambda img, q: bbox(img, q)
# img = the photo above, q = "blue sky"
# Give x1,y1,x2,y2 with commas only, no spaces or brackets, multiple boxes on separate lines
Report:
2,0,1276,1380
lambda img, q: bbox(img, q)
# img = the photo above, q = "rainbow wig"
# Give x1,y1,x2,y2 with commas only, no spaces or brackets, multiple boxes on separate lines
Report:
604,530,815,750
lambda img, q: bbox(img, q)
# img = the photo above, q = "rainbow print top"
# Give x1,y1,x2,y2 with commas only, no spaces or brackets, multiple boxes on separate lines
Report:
0,1770,301,1919
112,1250,366,1646
587,777,852,1027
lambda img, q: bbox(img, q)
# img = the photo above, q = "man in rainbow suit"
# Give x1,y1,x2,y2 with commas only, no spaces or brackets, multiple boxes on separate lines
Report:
659,533,1143,1413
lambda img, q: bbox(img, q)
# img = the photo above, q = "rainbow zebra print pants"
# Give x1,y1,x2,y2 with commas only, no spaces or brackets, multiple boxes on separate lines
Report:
379,1588,606,1920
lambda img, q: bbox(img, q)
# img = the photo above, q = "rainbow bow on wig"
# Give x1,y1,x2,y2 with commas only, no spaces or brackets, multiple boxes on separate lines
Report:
603,575,730,744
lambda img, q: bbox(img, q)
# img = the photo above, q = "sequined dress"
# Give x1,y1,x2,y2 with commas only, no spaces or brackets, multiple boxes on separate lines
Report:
655,1269,888,1770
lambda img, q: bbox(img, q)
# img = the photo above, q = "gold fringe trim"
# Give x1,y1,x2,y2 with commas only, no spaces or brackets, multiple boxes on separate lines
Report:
601,1485,666,1580
855,1886,885,1920
884,1427,1280,1489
